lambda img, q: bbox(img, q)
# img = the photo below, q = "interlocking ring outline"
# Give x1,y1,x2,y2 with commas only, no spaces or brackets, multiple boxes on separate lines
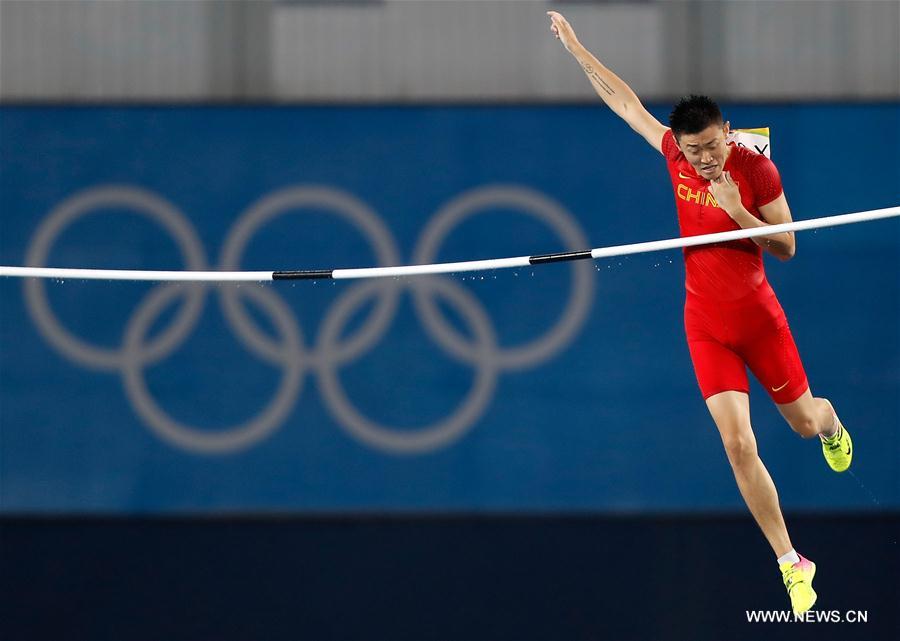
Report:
413,186,594,370
22,183,595,455
317,276,500,453
23,186,208,371
122,283,306,453
218,186,402,369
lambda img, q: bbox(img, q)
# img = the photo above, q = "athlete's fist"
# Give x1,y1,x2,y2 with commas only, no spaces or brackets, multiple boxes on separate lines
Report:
708,171,743,216
547,11,579,54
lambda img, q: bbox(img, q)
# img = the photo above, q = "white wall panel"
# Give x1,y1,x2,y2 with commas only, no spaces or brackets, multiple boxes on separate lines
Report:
0,0,214,99
718,0,900,99
0,0,897,102
269,1,665,100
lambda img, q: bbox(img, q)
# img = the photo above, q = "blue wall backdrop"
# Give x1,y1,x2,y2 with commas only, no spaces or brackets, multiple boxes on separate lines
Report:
1,104,898,513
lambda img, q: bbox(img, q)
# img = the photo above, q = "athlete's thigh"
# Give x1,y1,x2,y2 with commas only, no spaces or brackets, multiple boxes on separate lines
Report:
705,390,755,444
687,338,750,399
740,316,809,405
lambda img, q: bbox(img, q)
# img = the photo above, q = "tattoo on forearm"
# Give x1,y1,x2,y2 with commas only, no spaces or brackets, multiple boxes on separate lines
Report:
579,61,616,96
593,74,616,96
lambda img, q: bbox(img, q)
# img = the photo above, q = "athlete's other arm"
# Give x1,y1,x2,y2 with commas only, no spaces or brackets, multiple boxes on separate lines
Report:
708,172,796,260
547,11,667,153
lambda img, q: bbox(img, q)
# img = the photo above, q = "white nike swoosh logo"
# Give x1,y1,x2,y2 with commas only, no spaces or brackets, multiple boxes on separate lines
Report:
771,381,790,392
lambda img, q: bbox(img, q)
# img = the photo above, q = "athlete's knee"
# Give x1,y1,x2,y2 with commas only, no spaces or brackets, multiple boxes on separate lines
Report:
786,398,833,438
818,397,835,414
721,432,758,467
787,414,819,439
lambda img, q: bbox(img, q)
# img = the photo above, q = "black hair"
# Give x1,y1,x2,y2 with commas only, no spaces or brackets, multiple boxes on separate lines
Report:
668,95,723,137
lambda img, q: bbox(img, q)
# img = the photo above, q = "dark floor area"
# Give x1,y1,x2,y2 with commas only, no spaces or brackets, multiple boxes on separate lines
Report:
2,513,898,641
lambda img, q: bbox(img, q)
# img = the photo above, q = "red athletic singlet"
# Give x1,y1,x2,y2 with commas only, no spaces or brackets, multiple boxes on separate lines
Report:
662,129,809,403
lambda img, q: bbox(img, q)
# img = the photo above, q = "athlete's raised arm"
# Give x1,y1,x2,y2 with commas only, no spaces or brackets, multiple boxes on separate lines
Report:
548,11,667,154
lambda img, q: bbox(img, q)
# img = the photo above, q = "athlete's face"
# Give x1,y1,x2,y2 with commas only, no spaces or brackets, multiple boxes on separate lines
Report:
676,122,730,180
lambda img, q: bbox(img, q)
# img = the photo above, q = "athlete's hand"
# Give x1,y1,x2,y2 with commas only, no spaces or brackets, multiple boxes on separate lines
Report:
547,11,580,54
708,171,743,216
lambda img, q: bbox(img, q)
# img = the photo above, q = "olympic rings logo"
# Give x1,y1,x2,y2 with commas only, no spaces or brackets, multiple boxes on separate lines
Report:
23,184,595,455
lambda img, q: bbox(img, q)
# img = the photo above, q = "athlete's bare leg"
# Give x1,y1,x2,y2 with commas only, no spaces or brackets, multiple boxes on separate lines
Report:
776,388,839,438
706,390,793,556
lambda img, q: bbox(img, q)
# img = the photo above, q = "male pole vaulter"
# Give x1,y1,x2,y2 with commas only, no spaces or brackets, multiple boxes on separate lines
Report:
547,11,852,614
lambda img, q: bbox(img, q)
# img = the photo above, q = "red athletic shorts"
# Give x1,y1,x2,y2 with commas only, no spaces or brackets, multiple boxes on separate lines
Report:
684,283,809,404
